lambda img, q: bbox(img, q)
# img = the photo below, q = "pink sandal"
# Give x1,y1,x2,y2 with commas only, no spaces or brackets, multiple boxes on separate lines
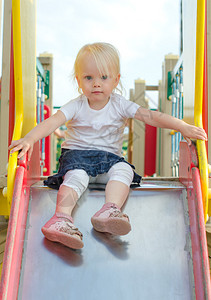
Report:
41,212,84,249
91,202,131,235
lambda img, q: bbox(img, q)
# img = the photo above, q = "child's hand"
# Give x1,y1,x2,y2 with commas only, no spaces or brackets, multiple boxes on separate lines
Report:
179,123,207,145
8,136,35,161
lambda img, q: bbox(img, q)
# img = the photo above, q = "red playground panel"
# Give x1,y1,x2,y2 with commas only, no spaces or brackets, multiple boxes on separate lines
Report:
144,123,157,176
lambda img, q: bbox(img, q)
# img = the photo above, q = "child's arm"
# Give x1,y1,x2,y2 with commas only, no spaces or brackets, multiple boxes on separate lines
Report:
134,107,207,145
9,110,66,160
54,128,65,139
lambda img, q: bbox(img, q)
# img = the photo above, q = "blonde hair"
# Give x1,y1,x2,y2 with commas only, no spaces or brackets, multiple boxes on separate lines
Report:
73,42,123,94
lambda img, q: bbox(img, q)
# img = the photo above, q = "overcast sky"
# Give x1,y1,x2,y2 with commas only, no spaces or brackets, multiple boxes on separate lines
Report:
1,0,181,108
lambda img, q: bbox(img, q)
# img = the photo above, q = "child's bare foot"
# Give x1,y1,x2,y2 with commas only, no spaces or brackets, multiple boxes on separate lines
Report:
91,202,131,235
41,212,84,249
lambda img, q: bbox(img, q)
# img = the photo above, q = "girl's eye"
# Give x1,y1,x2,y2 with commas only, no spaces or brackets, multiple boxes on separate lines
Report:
102,75,108,80
85,76,92,80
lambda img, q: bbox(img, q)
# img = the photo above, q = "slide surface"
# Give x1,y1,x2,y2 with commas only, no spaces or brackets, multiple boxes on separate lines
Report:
17,180,194,300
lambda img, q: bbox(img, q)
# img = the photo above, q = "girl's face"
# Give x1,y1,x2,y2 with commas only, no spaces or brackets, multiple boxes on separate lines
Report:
76,54,120,109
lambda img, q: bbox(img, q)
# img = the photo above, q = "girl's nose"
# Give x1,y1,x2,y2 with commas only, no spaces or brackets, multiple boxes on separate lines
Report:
93,79,101,87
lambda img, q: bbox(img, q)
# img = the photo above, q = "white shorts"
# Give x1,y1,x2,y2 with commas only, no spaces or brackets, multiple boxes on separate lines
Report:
61,162,134,199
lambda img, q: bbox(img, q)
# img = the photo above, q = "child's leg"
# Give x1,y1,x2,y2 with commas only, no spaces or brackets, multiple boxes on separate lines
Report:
56,185,78,216
106,162,133,207
42,169,89,249
91,162,133,235
57,168,90,215
105,180,130,208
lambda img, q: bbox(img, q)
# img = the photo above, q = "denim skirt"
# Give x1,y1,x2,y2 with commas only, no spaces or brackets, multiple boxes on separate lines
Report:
44,149,142,190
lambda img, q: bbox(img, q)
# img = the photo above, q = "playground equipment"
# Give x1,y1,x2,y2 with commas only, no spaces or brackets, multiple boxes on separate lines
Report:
168,55,184,177
36,59,51,176
0,0,211,299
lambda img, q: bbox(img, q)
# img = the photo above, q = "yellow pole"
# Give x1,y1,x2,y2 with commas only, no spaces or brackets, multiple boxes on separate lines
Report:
194,0,208,221
6,0,24,211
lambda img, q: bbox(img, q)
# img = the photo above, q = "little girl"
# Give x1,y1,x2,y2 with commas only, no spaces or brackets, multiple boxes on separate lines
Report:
9,42,207,250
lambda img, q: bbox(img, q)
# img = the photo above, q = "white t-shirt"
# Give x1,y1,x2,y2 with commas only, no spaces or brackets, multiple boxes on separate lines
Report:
60,93,140,156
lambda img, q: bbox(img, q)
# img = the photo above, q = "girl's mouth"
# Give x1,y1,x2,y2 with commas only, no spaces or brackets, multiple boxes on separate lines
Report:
92,91,102,94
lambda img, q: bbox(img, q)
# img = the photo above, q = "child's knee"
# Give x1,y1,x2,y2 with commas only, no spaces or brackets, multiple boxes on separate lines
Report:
108,162,134,186
61,169,89,198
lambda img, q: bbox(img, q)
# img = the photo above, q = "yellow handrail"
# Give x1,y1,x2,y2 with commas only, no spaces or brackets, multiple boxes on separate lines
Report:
6,0,24,211
194,0,208,221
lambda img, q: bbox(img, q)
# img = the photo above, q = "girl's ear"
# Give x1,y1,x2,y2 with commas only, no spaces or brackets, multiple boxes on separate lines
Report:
76,75,81,88
114,73,120,88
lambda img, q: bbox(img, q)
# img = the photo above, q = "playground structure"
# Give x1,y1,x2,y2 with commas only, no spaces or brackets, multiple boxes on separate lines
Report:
0,0,211,299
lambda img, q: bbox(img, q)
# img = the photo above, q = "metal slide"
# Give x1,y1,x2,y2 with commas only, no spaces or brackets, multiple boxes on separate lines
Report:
18,180,194,300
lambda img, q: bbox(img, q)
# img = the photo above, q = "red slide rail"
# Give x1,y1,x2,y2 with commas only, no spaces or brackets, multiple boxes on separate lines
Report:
179,141,211,299
0,156,29,299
